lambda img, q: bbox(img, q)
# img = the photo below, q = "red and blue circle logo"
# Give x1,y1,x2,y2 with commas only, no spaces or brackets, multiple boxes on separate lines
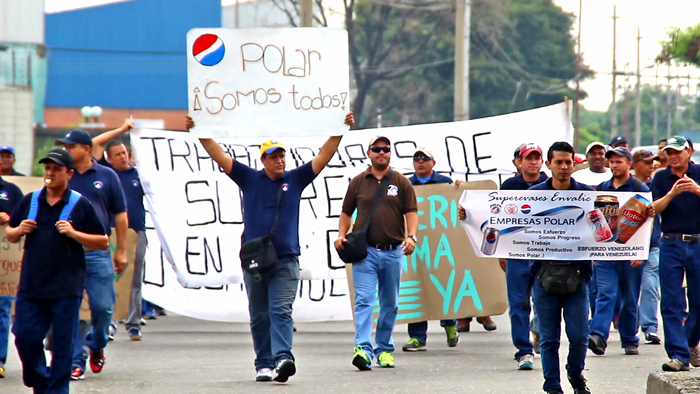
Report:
486,233,497,244
0,191,7,200
282,184,289,192
192,34,225,66
521,204,531,214
93,181,103,189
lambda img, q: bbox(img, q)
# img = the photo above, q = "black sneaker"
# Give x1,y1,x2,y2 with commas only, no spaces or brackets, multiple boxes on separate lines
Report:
624,345,639,355
568,375,592,394
588,334,606,355
546,390,564,394
645,332,661,345
273,359,296,382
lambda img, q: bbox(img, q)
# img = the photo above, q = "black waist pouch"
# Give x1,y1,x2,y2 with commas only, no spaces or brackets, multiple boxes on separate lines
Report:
336,230,368,264
240,236,278,274
537,261,581,295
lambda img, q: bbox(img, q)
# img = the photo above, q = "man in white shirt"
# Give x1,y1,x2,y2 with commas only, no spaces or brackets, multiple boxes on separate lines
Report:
572,141,610,188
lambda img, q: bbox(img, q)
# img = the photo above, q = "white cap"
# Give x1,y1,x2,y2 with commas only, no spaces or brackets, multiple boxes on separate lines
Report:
585,141,607,153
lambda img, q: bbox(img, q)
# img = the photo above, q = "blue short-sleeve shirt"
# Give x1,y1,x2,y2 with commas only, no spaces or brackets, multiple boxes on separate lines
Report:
598,175,649,193
0,176,24,214
228,161,318,257
69,159,127,234
500,172,548,191
99,159,145,231
650,162,700,234
10,187,106,299
408,171,453,185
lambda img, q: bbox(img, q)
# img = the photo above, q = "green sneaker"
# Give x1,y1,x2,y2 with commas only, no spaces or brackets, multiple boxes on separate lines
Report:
352,346,372,371
402,338,426,352
445,326,459,347
377,352,395,368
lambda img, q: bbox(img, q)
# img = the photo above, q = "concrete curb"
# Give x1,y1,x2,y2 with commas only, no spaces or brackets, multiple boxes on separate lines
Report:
648,371,700,394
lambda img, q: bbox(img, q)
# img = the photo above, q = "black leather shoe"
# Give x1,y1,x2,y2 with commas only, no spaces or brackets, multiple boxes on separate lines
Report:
546,390,564,394
568,375,592,394
588,334,606,355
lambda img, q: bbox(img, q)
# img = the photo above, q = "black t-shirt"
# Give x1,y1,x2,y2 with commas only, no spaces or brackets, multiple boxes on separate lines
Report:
10,187,106,299
0,177,24,214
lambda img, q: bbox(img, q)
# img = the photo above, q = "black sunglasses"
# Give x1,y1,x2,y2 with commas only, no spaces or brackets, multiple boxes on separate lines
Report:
413,155,432,162
370,146,391,153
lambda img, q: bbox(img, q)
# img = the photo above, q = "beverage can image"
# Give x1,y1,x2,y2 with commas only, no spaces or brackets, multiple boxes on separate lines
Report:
481,227,500,255
616,194,650,244
594,195,619,241
587,208,614,242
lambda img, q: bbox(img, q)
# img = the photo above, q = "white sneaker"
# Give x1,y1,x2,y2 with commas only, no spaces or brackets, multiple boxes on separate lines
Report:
517,354,534,370
255,368,273,382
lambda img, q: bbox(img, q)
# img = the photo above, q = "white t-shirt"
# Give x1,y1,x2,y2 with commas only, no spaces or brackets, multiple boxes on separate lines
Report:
572,168,611,188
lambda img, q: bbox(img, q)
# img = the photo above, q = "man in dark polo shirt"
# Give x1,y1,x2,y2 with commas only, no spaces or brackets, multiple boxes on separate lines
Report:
91,121,148,341
650,135,700,371
336,135,418,371
7,148,107,394
185,112,355,383
588,147,649,357
54,129,128,380
402,147,460,352
528,141,593,394
0,145,25,176
500,143,548,371
0,173,24,378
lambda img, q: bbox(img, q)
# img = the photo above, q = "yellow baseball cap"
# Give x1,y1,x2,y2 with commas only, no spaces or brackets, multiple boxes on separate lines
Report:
260,139,286,155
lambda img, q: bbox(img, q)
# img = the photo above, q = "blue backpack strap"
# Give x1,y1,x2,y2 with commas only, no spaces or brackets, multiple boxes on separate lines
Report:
59,190,82,221
27,189,43,221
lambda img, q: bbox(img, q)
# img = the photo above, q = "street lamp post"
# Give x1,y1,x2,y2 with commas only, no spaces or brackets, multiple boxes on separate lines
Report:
79,106,105,129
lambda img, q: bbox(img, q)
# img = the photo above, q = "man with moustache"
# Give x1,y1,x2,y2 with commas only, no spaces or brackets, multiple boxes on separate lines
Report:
528,142,594,394
632,149,662,345
8,149,107,394
650,136,700,371
573,142,610,188
587,147,650,357
186,112,355,382
336,136,417,370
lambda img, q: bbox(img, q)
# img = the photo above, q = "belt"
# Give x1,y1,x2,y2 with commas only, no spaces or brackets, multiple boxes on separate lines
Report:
662,232,700,242
373,242,402,251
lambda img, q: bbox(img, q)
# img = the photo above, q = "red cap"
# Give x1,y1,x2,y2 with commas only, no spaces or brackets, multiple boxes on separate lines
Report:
519,143,542,158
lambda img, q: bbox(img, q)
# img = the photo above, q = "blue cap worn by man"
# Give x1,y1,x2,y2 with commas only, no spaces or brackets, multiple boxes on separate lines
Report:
609,135,629,149
0,145,25,176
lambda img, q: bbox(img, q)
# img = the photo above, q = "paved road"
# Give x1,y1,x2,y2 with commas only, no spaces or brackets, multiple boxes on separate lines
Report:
0,313,688,393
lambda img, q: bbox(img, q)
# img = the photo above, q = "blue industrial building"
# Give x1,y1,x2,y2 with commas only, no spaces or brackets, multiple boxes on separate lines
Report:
45,0,221,110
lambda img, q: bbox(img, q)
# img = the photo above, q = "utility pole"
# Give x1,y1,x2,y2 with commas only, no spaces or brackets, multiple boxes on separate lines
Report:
300,0,313,27
667,62,672,138
632,26,646,147
609,5,623,138
573,0,582,151
454,0,471,121
622,62,630,140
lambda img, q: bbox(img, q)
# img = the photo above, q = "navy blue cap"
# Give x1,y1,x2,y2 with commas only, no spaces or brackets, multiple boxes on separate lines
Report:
605,146,632,161
0,145,15,155
608,135,628,147
56,129,93,147
39,148,75,170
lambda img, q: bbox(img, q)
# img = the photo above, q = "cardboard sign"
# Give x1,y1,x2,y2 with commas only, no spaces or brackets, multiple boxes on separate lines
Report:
186,28,350,138
346,181,507,326
0,226,23,298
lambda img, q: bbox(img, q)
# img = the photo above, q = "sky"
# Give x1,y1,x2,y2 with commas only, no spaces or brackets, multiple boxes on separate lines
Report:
45,0,700,112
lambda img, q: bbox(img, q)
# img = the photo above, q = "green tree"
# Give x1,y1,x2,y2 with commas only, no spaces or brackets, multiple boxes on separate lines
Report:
658,24,700,66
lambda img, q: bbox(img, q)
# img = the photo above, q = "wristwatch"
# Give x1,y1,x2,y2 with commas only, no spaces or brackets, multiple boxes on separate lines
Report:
408,234,417,242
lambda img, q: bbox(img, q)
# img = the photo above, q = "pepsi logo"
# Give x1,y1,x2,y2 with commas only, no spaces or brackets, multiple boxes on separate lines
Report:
504,204,518,214
486,234,497,243
93,181,104,189
490,204,501,214
193,34,225,67
521,204,531,214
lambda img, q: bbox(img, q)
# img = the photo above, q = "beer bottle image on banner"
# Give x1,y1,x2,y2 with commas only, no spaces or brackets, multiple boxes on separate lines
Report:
481,227,500,255
594,195,619,242
616,194,650,244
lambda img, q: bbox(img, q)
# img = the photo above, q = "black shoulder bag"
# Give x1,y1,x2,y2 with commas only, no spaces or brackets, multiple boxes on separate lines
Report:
240,185,284,278
537,261,581,295
336,170,393,264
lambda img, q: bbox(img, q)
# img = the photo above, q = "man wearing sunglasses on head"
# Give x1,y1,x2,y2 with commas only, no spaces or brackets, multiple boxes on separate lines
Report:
337,136,418,370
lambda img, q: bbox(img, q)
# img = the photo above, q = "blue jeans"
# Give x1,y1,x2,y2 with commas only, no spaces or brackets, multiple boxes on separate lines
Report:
533,279,589,392
13,296,81,394
640,247,660,334
244,255,299,370
0,297,11,367
72,250,115,369
353,246,403,360
660,237,700,363
506,259,536,358
589,260,642,347
406,319,458,344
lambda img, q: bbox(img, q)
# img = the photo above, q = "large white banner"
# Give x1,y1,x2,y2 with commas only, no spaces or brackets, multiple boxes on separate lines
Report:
459,190,653,260
134,102,572,322
186,28,350,138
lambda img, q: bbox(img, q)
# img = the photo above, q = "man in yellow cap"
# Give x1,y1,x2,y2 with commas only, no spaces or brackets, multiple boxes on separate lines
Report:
185,112,354,383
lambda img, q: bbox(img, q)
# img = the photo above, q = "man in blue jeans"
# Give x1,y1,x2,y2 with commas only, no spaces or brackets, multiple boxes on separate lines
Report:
588,147,649,357
187,112,355,382
0,173,24,378
632,149,662,345
650,135,700,371
529,142,593,394
8,149,108,394
500,143,548,370
55,129,128,380
402,147,459,352
337,136,418,370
